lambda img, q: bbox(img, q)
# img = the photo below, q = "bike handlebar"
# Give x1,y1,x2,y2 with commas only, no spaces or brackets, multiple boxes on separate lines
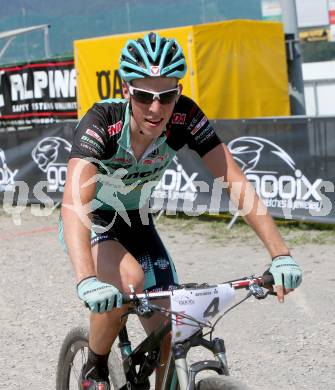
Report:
122,274,274,304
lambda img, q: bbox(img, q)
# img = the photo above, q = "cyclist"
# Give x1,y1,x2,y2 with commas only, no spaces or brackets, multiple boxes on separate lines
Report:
60,32,302,390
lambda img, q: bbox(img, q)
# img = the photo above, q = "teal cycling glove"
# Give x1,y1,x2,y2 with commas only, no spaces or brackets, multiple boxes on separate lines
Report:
77,276,123,313
269,255,302,290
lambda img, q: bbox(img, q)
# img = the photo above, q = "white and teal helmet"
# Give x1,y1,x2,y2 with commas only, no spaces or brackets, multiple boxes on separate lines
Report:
119,32,187,82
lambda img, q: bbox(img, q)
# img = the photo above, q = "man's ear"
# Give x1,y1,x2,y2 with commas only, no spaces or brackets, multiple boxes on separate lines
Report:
122,82,130,99
176,83,183,103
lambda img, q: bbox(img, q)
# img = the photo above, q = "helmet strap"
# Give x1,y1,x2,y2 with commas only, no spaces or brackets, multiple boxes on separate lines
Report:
129,98,144,135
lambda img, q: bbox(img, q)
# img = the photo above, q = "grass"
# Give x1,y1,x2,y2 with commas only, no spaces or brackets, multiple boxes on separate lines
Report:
1,205,334,246
158,213,335,246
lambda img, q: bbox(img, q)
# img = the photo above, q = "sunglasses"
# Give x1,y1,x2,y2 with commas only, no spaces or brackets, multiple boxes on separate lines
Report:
128,84,180,105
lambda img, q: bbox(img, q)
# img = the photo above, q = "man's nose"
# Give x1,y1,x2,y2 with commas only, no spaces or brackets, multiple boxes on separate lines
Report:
148,98,163,112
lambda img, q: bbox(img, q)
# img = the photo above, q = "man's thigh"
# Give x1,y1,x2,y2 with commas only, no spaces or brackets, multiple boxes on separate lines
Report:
91,240,145,294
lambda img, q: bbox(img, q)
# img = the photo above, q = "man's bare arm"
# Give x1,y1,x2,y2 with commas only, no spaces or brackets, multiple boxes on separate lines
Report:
61,158,97,282
202,143,290,258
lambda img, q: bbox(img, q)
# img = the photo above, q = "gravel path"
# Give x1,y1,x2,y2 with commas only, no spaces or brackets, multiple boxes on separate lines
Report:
1,208,334,389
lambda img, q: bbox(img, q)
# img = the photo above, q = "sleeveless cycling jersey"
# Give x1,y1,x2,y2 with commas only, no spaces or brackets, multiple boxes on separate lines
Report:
70,95,221,211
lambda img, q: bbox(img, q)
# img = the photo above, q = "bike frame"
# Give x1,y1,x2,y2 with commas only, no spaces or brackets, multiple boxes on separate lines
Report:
116,305,230,389
112,276,270,390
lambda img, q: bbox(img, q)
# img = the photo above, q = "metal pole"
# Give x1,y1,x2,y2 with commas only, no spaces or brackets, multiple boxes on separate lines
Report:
0,37,15,60
227,210,239,230
44,25,50,58
279,0,306,115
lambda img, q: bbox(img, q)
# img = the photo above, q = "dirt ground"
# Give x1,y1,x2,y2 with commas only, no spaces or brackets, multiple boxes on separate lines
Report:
0,207,334,389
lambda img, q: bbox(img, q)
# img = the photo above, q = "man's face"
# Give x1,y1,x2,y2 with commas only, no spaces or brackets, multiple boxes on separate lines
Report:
123,77,182,139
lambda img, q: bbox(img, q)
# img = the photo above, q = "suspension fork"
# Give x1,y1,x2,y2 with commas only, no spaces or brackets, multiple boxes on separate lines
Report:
161,346,186,390
174,344,189,390
198,337,229,375
163,337,229,390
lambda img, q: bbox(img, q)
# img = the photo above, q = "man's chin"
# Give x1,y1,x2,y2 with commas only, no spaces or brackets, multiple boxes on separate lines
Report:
141,124,165,138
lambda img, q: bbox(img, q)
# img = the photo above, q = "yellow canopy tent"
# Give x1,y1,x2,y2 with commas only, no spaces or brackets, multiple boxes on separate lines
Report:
74,20,289,119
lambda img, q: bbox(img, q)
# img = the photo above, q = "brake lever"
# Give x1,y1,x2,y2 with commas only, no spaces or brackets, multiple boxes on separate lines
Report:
249,283,271,299
136,297,155,318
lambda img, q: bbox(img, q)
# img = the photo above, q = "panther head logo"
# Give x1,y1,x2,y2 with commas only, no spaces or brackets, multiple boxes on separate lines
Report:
32,137,71,172
227,136,296,174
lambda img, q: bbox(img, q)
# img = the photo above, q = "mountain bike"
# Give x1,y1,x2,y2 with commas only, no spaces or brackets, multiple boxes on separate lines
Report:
56,274,274,390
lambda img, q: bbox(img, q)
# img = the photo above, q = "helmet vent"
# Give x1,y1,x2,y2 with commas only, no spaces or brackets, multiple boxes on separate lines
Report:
119,32,187,81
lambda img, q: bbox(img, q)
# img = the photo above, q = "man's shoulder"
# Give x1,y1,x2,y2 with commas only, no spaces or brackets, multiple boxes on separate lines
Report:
92,98,128,117
168,95,203,128
72,98,129,160
175,94,197,110
84,98,129,133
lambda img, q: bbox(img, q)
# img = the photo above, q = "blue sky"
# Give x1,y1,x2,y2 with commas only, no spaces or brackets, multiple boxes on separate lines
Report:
0,0,262,64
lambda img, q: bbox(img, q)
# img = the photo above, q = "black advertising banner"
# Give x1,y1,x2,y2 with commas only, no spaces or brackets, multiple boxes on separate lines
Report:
149,117,335,223
0,122,75,206
0,117,334,223
0,58,77,128
215,117,335,223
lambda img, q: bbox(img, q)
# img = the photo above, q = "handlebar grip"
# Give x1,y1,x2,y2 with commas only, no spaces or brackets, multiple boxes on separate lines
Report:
83,294,131,310
262,273,274,286
122,293,131,304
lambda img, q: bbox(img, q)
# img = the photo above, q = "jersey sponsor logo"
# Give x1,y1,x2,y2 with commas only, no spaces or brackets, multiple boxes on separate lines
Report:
138,254,153,272
186,117,197,131
154,258,170,270
92,124,105,135
172,113,186,125
85,128,104,145
147,149,159,158
0,148,18,190
123,166,164,181
193,124,215,144
107,121,123,136
111,157,132,164
190,116,208,135
143,152,169,165
228,136,325,212
81,136,104,153
31,136,71,192
150,66,161,76
80,143,101,156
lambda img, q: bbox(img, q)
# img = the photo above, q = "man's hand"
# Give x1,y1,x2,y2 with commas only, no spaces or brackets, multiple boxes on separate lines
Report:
77,276,123,313
269,255,302,303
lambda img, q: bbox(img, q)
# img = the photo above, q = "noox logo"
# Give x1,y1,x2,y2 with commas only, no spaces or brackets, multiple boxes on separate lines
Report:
228,136,324,211
228,136,322,201
154,156,198,201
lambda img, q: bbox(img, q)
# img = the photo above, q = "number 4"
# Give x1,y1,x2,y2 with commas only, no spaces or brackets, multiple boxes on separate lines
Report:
203,297,219,318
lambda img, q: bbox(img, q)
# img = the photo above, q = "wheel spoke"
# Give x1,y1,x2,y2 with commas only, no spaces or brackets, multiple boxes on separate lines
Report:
67,345,88,388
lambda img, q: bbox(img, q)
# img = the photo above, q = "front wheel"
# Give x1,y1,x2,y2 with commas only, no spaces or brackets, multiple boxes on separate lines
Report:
56,326,125,390
196,375,250,390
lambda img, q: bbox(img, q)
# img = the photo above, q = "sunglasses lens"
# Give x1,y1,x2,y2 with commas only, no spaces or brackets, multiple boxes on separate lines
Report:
132,89,154,104
159,90,179,104
130,87,179,104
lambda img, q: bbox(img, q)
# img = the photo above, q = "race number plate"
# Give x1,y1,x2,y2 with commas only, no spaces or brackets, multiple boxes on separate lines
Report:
170,284,235,343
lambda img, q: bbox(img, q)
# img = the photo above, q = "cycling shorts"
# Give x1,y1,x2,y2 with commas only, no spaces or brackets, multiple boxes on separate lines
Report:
58,209,178,292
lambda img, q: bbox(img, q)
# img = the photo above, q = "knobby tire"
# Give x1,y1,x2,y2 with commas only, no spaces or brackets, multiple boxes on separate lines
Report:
56,326,125,390
196,375,250,390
